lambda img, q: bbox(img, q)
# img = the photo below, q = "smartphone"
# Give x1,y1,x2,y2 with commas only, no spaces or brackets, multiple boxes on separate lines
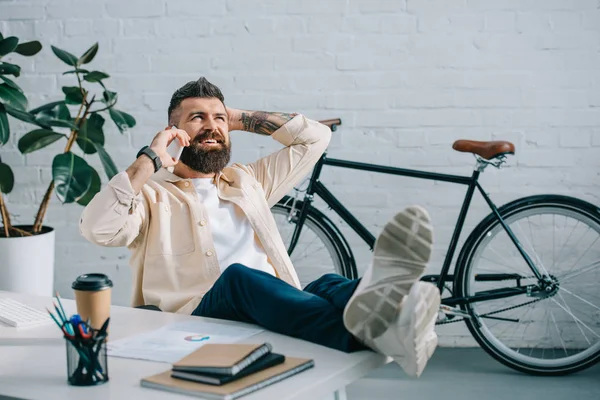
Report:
166,125,184,161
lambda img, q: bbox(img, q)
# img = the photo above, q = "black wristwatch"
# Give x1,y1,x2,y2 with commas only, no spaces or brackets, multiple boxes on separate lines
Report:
136,146,162,173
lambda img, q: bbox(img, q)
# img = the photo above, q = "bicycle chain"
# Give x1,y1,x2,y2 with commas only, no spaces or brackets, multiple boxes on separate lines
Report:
437,276,545,325
437,297,545,325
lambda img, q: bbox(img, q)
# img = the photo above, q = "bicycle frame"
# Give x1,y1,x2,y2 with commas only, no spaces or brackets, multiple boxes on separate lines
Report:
286,152,545,307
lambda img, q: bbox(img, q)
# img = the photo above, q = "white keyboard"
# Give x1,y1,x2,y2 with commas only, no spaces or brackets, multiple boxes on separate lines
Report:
0,298,54,328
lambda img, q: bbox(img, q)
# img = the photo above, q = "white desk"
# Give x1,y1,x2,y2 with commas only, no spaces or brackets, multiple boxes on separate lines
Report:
0,290,388,400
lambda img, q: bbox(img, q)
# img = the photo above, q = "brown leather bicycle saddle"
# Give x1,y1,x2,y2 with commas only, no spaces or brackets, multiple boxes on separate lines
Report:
452,140,515,160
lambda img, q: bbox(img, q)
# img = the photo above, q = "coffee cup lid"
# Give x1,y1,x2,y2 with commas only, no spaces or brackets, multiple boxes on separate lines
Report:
72,273,113,291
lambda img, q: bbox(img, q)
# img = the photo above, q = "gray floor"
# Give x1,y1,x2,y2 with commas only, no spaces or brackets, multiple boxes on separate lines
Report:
347,348,600,400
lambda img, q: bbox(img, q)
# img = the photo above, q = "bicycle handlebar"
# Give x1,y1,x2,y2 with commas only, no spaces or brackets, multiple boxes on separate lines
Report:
318,118,342,132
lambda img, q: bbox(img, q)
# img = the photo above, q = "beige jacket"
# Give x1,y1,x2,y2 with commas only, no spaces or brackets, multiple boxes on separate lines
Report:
79,115,331,314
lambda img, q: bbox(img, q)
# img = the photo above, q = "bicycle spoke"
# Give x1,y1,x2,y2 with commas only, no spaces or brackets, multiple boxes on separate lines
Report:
556,291,592,345
551,220,580,271
550,297,599,340
563,233,598,277
553,214,555,270
479,255,520,273
527,216,538,265
560,260,600,283
293,243,326,264
487,236,525,270
294,235,322,257
550,309,569,357
560,287,600,314
514,220,550,277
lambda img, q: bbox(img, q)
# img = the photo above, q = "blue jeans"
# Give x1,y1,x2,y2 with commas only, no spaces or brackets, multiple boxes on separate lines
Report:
192,263,367,353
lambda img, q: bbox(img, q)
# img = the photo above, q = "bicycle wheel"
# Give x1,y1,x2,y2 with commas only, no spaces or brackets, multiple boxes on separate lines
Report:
271,196,357,288
456,194,600,375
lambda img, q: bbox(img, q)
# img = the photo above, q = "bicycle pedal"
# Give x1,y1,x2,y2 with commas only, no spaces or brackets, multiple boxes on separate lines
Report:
440,305,472,319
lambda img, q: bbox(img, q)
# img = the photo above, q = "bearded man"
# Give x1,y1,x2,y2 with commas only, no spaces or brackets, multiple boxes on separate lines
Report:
79,77,440,377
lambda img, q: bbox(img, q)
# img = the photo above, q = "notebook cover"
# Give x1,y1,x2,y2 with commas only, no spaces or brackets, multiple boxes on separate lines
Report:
141,357,314,400
173,343,272,376
171,353,286,386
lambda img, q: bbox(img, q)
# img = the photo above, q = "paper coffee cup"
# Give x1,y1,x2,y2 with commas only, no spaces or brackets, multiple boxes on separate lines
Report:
72,273,113,332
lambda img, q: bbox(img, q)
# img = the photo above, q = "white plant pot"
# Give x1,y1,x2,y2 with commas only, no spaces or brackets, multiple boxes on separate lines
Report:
0,226,55,296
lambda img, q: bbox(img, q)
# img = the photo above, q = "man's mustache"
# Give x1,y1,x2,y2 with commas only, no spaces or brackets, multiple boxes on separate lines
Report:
192,130,225,144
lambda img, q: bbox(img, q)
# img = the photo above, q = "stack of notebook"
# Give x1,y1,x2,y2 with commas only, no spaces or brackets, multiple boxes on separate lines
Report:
141,343,314,399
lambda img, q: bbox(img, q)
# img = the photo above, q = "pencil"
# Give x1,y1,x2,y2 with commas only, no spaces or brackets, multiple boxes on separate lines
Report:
54,292,68,322
45,307,63,330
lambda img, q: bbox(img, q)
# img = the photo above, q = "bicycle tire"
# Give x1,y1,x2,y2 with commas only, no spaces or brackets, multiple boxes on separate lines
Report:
272,196,358,285
455,194,600,375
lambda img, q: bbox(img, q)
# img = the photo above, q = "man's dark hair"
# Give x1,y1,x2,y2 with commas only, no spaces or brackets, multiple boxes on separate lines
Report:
168,77,225,123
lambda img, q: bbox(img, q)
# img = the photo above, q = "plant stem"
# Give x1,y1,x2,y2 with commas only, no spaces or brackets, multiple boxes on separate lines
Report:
0,192,11,237
73,96,86,122
10,226,32,237
32,93,93,234
90,100,116,113
32,181,54,233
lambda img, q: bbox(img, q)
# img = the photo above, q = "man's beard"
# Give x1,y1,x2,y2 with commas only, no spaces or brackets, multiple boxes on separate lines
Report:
179,132,231,174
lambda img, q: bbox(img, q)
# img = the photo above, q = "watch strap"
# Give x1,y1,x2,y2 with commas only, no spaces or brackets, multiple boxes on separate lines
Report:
136,145,162,172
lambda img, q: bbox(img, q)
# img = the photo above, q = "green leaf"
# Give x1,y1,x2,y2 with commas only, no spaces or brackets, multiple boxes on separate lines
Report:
0,33,3,41
102,90,117,104
76,167,101,206
4,103,37,125
33,102,71,128
78,42,98,65
51,45,78,66
84,71,109,83
76,113,105,154
14,41,42,56
0,62,20,77
62,86,86,104
35,117,79,130
0,37,18,57
109,108,135,133
52,152,93,203
29,100,66,115
0,104,8,145
0,162,14,194
0,83,27,111
0,75,23,92
18,129,66,154
94,143,118,179
62,68,89,75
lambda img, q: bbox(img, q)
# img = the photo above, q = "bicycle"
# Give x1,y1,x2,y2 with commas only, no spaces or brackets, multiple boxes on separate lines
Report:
270,118,600,376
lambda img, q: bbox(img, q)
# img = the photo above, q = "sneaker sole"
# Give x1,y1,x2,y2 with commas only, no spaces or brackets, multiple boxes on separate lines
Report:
343,206,433,341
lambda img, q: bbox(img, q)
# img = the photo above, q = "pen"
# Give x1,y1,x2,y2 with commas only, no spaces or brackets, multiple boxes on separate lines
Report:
96,317,110,339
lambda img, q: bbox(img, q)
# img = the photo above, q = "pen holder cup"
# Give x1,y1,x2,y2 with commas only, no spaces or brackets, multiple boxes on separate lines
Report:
65,334,109,386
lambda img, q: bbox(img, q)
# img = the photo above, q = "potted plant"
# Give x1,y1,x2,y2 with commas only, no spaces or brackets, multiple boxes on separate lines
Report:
0,32,136,296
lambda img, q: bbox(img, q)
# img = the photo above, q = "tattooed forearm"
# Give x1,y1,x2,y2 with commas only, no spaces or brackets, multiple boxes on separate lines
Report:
239,111,296,136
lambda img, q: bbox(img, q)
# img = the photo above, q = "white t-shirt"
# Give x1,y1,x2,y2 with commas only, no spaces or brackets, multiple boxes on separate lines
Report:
192,178,276,276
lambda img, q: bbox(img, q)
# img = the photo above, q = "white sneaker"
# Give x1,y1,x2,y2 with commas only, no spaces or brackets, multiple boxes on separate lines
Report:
343,205,440,377
371,281,441,377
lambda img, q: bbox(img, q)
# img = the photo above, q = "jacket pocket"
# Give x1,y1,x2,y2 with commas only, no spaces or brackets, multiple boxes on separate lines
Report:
147,202,195,256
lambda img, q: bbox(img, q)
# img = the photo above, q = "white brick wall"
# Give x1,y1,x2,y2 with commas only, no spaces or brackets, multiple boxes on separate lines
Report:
1,0,599,346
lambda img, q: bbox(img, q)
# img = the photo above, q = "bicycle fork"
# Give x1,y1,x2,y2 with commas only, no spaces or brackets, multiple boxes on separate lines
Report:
285,153,328,255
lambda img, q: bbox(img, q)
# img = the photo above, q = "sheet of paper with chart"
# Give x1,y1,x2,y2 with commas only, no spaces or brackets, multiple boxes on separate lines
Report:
107,320,264,363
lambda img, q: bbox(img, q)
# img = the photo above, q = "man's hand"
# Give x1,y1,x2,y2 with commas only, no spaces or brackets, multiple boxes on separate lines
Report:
149,126,191,168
